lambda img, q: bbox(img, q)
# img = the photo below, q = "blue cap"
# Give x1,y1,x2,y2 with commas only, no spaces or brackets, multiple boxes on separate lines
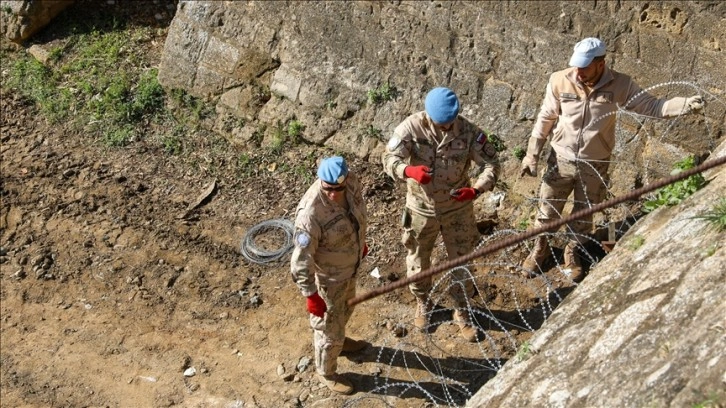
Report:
424,87,460,124
317,156,348,184
569,37,606,68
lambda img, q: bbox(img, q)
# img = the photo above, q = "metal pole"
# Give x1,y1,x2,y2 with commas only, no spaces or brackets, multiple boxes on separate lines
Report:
348,154,726,307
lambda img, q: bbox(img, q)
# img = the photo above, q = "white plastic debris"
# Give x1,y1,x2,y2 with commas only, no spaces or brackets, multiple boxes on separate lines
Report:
369,267,381,279
489,192,505,206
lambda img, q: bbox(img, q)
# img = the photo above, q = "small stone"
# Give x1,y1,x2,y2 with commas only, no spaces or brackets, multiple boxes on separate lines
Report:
299,389,310,402
183,367,196,377
277,364,285,376
297,356,311,372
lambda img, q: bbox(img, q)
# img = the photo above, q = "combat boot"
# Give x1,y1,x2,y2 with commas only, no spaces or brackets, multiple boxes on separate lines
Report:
521,236,550,278
453,309,479,342
414,297,432,331
318,373,354,395
564,242,584,282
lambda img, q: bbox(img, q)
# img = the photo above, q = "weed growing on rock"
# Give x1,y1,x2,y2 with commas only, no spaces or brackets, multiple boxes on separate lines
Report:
367,82,398,105
513,146,526,160
643,156,707,213
690,197,726,233
627,235,645,250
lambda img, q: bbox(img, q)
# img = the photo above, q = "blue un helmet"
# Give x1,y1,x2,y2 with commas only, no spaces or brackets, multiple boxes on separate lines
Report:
317,156,348,185
424,87,460,124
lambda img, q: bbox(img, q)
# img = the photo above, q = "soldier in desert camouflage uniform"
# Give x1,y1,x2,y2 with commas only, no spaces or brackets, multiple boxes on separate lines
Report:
290,156,368,395
520,37,704,282
383,87,500,342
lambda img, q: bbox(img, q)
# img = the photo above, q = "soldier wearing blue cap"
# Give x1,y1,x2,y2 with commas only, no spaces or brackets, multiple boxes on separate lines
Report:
290,156,368,394
382,87,500,342
519,37,705,281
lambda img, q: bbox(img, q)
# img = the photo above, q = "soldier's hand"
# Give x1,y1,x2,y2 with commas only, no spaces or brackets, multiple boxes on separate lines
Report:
404,165,433,184
520,155,537,178
687,95,705,111
306,292,327,317
450,187,479,202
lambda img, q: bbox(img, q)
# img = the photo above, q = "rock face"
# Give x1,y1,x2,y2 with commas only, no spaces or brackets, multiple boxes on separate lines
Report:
1,0,75,43
467,143,726,407
157,1,725,171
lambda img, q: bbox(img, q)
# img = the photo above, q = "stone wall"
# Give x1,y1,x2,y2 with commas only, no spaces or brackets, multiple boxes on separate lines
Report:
467,142,726,407
157,0,725,182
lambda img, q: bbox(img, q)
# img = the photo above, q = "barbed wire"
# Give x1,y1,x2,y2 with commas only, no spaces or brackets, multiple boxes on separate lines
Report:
349,153,726,307
239,218,295,264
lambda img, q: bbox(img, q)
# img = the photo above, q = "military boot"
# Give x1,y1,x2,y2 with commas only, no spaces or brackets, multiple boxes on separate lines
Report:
521,236,550,278
564,242,584,282
453,309,479,342
413,297,432,331
318,373,354,395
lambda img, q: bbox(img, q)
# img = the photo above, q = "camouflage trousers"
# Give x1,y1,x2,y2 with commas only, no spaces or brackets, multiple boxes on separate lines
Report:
401,203,479,305
535,151,610,243
309,277,356,376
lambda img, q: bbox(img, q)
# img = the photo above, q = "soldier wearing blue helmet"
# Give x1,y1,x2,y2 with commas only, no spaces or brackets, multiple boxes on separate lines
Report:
290,156,368,394
383,87,500,342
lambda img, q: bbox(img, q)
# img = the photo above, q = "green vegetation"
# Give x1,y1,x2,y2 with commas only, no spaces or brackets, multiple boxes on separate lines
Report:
367,82,398,105
690,197,726,233
627,235,645,250
480,130,505,152
1,20,209,153
513,146,526,160
691,395,721,408
643,156,707,212
288,119,305,141
516,218,530,231
516,341,533,361
267,119,306,154
364,125,382,140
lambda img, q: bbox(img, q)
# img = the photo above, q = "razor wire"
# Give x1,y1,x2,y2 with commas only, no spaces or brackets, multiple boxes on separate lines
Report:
335,152,724,406
349,152,726,307
333,83,726,407
239,218,295,264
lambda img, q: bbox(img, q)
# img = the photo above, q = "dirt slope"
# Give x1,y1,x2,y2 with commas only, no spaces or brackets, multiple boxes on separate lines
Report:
0,3,582,407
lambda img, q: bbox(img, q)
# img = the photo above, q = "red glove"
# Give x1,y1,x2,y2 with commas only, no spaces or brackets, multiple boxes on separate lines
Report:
362,243,369,258
450,187,479,202
404,165,432,184
306,292,327,317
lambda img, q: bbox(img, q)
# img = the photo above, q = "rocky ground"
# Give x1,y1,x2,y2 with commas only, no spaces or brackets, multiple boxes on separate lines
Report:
0,3,601,408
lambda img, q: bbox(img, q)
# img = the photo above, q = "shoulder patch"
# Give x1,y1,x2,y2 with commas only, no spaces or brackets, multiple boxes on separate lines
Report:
476,132,488,145
387,136,402,151
294,230,311,248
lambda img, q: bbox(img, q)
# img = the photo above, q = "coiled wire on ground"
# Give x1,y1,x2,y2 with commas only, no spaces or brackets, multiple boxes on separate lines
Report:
239,219,295,264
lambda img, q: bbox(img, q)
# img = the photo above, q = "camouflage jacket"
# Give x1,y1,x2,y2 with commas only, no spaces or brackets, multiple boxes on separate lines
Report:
290,173,367,296
382,111,500,217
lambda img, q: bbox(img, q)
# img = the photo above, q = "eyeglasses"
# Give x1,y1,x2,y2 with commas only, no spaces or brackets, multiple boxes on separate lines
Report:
321,183,346,192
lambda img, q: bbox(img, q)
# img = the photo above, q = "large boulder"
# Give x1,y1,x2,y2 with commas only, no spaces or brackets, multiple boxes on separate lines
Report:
1,0,75,43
